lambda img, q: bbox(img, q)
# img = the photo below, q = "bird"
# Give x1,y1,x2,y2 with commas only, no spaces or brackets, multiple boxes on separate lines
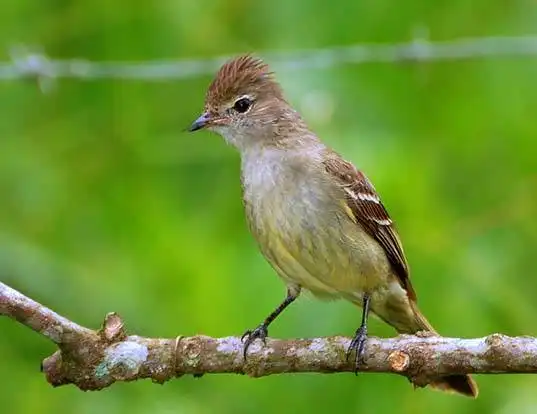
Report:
188,54,478,397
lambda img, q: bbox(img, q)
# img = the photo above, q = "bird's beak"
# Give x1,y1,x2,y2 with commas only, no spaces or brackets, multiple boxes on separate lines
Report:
188,112,211,132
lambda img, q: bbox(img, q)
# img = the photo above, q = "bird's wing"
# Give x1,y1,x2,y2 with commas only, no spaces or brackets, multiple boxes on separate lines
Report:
323,152,416,300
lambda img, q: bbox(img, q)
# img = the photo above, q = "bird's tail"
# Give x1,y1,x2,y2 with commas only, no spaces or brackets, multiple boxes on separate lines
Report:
402,301,478,398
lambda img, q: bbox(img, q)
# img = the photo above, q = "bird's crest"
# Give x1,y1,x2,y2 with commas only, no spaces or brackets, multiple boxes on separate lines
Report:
205,55,283,107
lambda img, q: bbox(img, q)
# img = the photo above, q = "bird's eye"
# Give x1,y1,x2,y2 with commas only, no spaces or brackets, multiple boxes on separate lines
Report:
233,97,252,113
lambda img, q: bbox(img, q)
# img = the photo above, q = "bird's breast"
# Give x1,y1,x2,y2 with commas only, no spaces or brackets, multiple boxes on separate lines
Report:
241,152,334,239
242,156,341,295
242,149,390,300
240,151,392,298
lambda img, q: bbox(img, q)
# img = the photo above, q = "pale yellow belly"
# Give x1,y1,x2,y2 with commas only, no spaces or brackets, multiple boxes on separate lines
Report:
255,206,393,299
256,216,417,332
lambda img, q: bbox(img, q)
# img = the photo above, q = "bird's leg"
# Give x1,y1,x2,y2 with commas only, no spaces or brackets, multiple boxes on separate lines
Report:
347,293,371,372
242,286,300,359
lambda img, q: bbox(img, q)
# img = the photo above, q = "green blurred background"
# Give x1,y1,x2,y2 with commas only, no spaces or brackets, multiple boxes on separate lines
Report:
1,1,537,413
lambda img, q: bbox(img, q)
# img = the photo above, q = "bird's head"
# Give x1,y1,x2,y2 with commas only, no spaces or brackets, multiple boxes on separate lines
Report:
189,55,304,151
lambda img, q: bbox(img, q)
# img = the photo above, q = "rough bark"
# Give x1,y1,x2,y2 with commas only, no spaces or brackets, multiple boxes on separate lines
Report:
2,281,536,391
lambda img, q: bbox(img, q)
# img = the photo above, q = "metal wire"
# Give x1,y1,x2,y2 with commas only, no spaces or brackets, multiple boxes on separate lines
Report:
1,35,536,84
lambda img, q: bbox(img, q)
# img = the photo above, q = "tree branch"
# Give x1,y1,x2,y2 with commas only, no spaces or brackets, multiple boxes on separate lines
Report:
1,281,536,391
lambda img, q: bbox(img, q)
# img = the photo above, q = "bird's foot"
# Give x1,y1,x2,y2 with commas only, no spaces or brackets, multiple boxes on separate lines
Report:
346,325,368,373
241,324,268,359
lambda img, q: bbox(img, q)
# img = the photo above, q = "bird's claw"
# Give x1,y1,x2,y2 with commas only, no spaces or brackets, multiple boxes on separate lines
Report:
241,324,269,359
346,325,368,374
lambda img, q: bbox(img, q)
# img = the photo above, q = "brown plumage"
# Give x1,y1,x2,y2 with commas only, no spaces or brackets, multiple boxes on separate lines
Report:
189,54,478,398
324,154,416,301
206,55,283,110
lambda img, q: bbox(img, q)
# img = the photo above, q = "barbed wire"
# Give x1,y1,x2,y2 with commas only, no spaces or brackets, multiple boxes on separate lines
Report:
2,34,537,88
